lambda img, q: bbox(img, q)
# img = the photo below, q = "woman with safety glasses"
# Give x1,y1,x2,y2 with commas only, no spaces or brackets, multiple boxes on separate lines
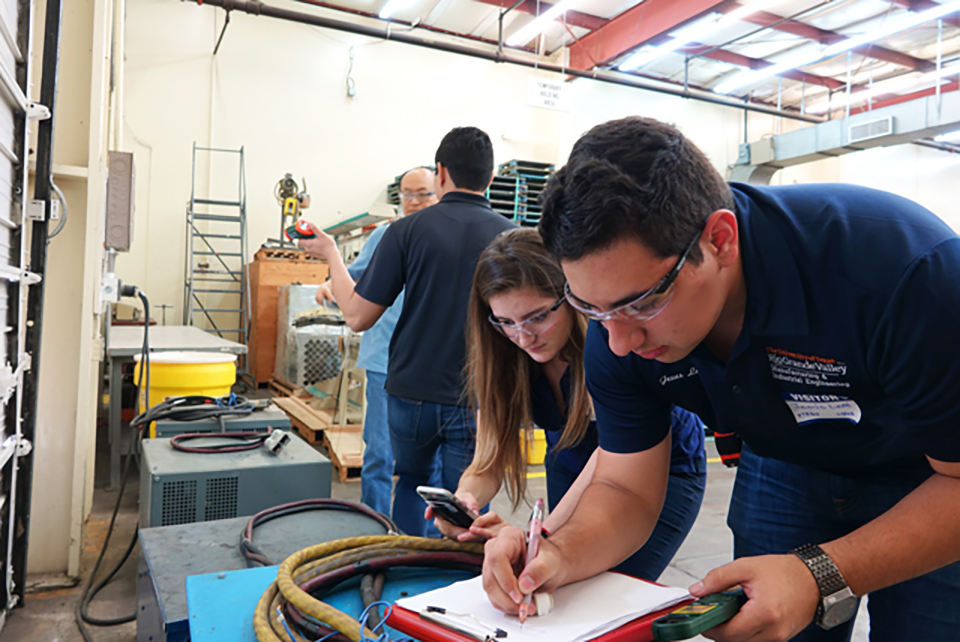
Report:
429,227,707,581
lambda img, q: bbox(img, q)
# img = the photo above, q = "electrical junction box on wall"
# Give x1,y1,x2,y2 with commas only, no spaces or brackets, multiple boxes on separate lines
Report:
105,150,135,251
139,432,331,528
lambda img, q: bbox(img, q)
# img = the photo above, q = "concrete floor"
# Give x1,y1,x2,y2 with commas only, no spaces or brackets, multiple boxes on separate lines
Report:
0,430,870,642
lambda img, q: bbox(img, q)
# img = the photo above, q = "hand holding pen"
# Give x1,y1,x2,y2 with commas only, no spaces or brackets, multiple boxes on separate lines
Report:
518,498,545,623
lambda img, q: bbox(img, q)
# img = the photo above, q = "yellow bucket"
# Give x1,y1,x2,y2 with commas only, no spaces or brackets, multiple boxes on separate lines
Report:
134,351,237,437
521,428,547,466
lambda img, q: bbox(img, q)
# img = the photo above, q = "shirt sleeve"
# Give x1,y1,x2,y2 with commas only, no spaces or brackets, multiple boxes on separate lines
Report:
346,224,386,281
872,237,960,463
353,219,406,308
584,321,673,454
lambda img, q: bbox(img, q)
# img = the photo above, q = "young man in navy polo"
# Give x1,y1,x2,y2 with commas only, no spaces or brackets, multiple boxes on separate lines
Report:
301,127,515,537
480,117,960,641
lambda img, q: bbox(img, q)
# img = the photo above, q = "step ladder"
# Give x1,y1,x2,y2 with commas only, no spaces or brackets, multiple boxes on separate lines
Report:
183,143,250,347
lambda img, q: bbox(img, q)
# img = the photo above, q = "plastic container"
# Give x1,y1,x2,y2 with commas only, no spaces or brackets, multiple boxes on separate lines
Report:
521,428,547,465
134,351,237,437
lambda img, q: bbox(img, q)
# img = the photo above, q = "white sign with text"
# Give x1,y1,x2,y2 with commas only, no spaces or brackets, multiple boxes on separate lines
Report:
528,77,570,112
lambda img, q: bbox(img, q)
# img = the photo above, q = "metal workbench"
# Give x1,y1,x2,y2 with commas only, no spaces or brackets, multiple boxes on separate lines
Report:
137,510,390,642
105,325,247,489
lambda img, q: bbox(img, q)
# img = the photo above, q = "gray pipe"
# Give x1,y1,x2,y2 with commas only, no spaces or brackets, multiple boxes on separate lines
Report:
188,0,824,124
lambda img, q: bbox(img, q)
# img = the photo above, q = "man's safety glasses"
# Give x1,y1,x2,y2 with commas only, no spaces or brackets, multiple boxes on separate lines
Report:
564,222,705,323
488,297,565,339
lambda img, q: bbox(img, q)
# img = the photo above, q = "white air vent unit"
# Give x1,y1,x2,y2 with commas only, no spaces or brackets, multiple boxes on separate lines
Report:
849,117,894,144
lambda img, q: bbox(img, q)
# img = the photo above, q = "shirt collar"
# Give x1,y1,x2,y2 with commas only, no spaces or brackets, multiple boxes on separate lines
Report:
439,191,491,206
732,183,809,338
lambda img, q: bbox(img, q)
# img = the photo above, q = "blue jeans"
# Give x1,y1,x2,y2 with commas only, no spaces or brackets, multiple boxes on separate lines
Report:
388,395,477,537
728,444,960,642
360,371,393,516
545,452,706,582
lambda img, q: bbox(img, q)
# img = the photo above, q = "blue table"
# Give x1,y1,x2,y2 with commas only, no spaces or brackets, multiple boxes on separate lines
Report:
186,565,475,641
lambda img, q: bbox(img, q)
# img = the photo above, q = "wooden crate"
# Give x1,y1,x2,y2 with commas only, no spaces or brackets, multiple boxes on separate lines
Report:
248,252,329,385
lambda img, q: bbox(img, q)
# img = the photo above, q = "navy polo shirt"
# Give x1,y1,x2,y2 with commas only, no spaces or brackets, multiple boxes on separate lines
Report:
354,192,515,406
586,182,960,476
529,366,704,474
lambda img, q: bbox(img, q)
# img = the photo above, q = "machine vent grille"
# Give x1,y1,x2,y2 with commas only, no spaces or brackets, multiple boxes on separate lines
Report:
849,117,893,144
303,338,341,385
204,476,239,521
161,480,197,526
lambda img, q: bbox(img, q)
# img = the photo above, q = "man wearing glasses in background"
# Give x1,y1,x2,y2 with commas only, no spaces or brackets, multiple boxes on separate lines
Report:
316,166,438,517
481,117,960,642
302,127,515,537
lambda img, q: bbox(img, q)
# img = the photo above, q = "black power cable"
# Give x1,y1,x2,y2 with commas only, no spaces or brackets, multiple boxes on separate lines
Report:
170,430,267,453
76,289,150,640
239,499,400,568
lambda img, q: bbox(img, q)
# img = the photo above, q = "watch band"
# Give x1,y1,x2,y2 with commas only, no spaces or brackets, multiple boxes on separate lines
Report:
790,543,848,620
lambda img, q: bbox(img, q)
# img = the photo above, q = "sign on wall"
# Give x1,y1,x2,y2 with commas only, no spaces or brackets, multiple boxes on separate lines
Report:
528,77,569,112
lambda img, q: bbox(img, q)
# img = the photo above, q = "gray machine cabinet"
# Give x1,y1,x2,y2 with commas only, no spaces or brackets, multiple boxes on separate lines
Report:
139,432,331,528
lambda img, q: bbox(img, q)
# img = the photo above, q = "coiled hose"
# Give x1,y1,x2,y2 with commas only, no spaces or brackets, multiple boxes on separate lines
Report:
253,535,484,642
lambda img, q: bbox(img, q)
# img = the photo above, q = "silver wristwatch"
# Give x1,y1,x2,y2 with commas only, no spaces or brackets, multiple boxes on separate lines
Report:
790,543,858,630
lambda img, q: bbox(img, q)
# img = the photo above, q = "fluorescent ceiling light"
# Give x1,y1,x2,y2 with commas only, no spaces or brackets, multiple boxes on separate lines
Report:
618,0,789,72
715,0,960,95
935,129,960,142
619,14,721,71
379,0,414,20
506,0,587,47
806,64,960,114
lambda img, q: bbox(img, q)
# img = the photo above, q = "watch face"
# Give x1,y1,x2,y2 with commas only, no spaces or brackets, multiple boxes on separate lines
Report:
821,590,858,630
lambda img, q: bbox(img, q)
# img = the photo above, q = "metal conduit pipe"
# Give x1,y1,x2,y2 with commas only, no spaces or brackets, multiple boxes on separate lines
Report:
188,0,825,124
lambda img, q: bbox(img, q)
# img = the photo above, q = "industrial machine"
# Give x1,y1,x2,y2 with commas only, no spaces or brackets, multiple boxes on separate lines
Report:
152,405,291,439
274,172,311,246
138,432,331,528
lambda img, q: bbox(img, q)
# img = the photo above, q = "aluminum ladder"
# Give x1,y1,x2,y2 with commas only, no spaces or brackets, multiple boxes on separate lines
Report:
183,143,250,347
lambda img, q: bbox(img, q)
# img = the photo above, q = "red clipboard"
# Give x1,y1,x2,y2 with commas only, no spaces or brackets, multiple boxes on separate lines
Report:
386,597,694,642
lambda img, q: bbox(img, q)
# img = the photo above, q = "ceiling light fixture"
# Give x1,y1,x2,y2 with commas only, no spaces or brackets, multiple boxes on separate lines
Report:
379,0,415,20
934,129,960,142
715,0,960,95
506,0,588,47
805,64,960,114
618,0,790,72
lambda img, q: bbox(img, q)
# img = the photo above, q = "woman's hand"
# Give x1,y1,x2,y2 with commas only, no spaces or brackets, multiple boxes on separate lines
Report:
426,491,488,541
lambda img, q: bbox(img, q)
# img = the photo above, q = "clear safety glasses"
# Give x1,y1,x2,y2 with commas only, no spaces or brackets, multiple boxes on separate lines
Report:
488,297,565,339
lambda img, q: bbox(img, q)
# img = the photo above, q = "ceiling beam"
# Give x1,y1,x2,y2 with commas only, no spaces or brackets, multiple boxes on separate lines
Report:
849,79,959,115
470,0,608,32
567,0,729,71
890,0,960,27
684,45,845,89
741,10,932,72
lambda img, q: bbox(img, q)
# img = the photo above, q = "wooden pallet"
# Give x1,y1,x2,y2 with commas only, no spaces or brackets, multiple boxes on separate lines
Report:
323,428,364,482
272,396,364,484
268,378,297,398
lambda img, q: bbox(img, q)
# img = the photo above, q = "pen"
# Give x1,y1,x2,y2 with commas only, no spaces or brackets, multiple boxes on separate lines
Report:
518,497,544,624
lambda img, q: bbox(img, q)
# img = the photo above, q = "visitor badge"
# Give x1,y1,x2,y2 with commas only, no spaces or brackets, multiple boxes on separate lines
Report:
782,393,862,425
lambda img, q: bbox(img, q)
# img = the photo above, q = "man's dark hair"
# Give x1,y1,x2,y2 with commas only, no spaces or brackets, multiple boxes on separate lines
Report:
538,117,735,263
434,127,494,192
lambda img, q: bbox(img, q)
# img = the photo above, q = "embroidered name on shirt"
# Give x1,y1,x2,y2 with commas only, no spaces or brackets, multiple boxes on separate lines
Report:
659,367,699,386
766,347,850,389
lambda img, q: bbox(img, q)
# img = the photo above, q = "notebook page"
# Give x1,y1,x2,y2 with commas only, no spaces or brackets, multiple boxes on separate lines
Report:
396,572,690,642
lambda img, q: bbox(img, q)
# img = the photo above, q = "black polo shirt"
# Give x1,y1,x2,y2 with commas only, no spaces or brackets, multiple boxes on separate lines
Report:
585,183,960,477
354,192,515,406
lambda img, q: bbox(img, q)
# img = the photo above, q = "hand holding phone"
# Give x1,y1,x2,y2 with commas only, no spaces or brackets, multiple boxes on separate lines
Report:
417,486,478,529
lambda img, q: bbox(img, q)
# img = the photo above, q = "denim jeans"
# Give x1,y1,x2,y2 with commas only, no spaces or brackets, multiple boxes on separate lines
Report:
728,444,960,642
545,451,706,582
388,395,477,537
360,371,393,516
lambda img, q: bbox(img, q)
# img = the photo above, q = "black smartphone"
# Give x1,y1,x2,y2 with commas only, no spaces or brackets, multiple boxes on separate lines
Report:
416,486,478,529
